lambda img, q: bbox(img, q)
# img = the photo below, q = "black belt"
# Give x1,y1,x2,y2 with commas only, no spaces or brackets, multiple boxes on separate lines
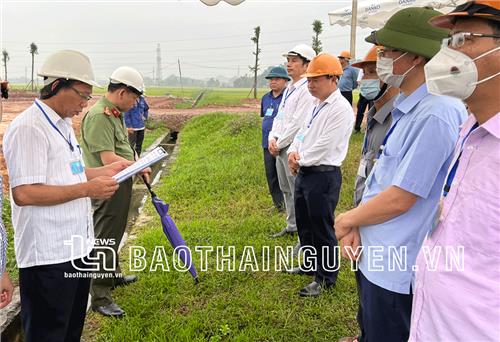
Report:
299,165,339,174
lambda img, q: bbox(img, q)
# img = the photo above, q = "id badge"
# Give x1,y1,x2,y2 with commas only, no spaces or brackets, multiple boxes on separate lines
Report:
357,159,367,178
296,134,305,142
265,108,274,117
70,152,84,175
276,110,285,120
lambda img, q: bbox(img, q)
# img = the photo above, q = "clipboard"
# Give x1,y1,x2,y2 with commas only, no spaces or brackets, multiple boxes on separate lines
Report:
112,146,169,183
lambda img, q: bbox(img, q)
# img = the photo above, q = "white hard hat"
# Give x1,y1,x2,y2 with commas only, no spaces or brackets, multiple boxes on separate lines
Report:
109,66,144,94
282,44,316,62
38,50,100,87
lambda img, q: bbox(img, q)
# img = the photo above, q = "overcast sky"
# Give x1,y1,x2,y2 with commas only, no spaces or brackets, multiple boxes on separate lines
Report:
0,0,375,82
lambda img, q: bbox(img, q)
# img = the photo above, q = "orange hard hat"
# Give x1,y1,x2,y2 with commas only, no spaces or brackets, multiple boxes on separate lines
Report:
338,50,351,59
351,45,381,68
430,0,500,29
302,53,343,78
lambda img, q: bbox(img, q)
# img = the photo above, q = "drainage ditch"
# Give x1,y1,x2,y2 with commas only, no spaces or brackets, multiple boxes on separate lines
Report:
0,132,178,342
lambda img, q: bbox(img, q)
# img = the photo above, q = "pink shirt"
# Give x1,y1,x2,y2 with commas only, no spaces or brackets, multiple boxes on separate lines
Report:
410,113,500,341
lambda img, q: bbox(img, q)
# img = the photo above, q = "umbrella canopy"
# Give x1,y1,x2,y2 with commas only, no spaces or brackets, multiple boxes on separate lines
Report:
200,0,245,5
144,179,199,282
328,0,466,29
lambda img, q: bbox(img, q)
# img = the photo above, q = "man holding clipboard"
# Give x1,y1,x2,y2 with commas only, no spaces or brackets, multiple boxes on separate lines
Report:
81,66,151,318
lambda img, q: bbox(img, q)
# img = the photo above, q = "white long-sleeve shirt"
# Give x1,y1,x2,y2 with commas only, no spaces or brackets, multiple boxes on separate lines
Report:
288,89,354,167
268,78,314,150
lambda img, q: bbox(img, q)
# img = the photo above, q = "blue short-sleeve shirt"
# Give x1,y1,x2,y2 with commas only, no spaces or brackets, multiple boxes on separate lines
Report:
358,84,468,294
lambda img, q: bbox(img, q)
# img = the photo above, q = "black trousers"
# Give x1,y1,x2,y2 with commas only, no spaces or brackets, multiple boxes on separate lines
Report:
263,148,284,209
294,167,341,285
355,94,373,132
341,91,353,105
357,271,413,342
19,258,91,342
128,129,145,156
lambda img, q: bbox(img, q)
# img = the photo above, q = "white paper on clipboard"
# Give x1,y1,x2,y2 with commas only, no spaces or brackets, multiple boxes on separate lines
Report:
112,146,168,183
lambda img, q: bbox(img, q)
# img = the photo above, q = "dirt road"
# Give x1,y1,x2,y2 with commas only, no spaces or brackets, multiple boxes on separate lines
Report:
0,92,259,191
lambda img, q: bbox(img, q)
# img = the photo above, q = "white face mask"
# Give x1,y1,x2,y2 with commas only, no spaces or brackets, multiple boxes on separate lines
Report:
425,45,500,100
376,52,416,88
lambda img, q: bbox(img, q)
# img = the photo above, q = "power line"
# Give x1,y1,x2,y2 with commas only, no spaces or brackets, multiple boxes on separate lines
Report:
0,27,313,45
2,32,355,56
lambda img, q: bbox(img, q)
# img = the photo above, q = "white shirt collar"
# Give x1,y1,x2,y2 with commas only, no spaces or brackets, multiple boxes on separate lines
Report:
313,88,341,106
35,99,72,126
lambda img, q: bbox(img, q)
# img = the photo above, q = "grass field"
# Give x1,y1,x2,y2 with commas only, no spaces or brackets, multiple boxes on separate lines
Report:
84,112,364,341
143,119,170,149
8,84,270,109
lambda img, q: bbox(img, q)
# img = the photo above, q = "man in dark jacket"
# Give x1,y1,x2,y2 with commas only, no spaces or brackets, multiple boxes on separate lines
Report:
261,66,290,211
124,95,149,156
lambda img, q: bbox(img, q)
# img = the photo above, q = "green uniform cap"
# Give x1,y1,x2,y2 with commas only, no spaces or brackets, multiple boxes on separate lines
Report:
365,7,450,59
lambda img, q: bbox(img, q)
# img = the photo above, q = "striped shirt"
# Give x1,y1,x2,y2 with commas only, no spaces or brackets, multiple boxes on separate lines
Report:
268,78,315,150
3,99,94,268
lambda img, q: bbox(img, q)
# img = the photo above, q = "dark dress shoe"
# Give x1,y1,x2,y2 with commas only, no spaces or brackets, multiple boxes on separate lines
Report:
93,302,125,317
112,275,138,289
286,267,315,276
276,204,285,213
298,281,334,297
272,228,296,238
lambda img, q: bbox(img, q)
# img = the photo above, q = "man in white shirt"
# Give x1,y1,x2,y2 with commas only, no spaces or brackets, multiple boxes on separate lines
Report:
268,44,316,239
3,50,130,342
287,53,354,297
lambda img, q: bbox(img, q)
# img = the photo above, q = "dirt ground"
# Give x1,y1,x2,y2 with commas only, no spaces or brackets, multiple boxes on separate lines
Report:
0,91,259,192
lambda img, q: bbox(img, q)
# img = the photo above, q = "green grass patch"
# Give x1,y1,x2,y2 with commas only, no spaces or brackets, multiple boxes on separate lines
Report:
86,112,364,341
143,119,169,150
3,197,18,283
196,88,267,108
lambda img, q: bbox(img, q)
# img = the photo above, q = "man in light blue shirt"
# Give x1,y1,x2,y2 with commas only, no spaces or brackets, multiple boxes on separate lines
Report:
337,50,359,105
334,7,468,342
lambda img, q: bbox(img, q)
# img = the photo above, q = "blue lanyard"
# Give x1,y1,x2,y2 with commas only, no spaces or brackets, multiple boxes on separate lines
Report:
377,114,404,158
442,123,478,197
35,100,74,152
307,102,328,128
363,111,392,155
281,80,307,108
269,98,278,110
362,116,377,155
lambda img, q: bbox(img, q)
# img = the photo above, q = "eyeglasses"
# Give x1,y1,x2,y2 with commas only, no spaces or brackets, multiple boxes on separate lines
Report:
70,86,92,101
376,47,401,58
444,32,500,49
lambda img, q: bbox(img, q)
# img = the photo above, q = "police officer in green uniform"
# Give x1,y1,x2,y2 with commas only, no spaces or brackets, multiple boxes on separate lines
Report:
81,66,150,317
